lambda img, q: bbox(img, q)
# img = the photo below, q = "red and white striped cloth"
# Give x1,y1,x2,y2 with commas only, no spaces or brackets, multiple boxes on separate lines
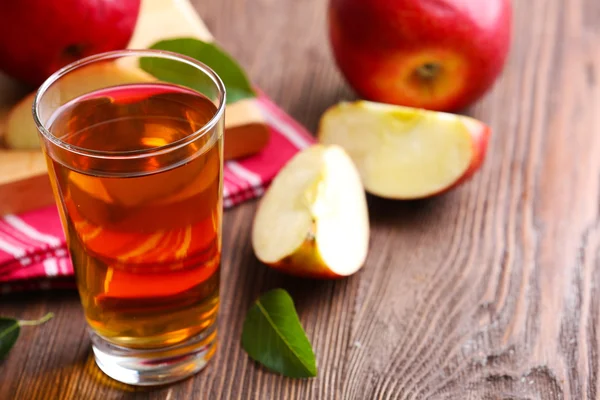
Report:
0,93,315,294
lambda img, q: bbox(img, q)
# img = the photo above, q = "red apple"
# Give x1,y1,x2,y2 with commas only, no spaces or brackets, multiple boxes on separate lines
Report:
328,0,512,112
0,0,141,87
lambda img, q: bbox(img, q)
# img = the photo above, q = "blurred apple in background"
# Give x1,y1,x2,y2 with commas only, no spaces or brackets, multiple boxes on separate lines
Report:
328,0,512,112
0,0,141,87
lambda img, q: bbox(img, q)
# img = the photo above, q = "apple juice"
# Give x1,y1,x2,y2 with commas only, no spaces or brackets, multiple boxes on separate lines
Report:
44,83,222,350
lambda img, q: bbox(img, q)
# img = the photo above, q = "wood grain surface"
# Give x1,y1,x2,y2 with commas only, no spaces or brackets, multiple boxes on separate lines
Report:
1,0,599,399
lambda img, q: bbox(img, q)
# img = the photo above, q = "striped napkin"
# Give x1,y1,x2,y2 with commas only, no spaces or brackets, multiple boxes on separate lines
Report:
0,94,315,294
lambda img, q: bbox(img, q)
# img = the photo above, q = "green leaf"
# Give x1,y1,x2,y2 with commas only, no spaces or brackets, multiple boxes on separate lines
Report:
241,289,317,378
140,38,256,104
0,318,20,359
0,313,54,359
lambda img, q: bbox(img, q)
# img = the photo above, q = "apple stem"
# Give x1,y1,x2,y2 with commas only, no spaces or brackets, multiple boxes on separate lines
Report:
416,63,442,80
63,44,85,59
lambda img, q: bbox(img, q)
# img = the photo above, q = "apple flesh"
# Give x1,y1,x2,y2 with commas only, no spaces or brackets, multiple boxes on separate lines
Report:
252,144,370,279
0,0,141,87
317,101,490,199
328,0,512,112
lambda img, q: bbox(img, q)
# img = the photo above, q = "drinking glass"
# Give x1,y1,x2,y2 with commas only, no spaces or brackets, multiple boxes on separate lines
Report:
32,50,225,386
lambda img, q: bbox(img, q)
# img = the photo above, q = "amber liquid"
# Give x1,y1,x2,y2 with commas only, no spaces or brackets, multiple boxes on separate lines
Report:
45,83,222,350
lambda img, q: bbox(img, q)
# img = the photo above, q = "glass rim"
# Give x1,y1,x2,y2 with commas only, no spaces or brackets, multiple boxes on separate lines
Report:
32,49,226,161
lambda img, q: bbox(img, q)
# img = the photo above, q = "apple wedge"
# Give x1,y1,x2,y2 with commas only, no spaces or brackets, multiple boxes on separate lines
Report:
4,62,270,161
4,61,156,150
317,101,490,199
251,144,369,279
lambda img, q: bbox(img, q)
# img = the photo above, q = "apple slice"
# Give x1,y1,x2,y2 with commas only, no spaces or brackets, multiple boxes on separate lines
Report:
4,63,271,161
317,101,490,199
4,61,156,150
251,144,369,279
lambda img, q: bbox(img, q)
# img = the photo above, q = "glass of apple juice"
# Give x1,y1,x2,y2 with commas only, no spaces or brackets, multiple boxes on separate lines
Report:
32,50,225,386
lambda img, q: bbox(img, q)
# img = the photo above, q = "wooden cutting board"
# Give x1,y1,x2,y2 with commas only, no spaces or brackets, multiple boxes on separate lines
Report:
0,0,268,216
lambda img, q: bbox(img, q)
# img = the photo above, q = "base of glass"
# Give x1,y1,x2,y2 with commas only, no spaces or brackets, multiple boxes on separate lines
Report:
90,326,217,386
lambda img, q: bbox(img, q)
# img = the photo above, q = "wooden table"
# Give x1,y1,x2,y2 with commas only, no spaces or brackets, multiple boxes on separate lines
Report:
1,0,598,398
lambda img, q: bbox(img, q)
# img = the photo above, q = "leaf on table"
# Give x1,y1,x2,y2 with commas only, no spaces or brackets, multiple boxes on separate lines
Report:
0,313,54,359
241,288,317,378
140,38,256,104
0,318,20,359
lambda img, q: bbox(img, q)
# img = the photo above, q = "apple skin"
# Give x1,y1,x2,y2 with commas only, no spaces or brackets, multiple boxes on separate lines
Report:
328,0,512,112
0,0,141,87
441,120,491,196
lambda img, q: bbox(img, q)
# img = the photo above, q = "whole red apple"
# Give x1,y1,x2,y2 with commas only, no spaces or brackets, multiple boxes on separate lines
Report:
328,0,512,112
0,0,141,87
